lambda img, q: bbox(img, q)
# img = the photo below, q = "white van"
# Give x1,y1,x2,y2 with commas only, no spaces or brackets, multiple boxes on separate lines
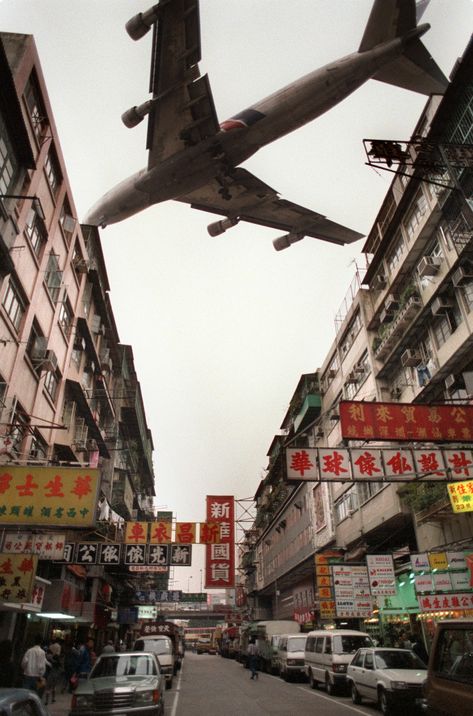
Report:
305,629,373,695
277,633,308,681
134,634,176,689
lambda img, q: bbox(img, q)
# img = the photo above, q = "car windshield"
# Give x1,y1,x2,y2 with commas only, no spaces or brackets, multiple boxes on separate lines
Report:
135,639,172,655
374,650,426,670
91,654,157,678
334,635,372,654
287,637,307,652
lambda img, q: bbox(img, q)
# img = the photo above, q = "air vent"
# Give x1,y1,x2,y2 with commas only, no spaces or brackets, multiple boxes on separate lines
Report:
401,348,422,367
418,255,442,278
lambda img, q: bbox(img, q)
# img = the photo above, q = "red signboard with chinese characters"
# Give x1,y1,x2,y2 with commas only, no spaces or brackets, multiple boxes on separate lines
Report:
0,467,99,527
205,496,235,589
0,553,38,603
340,401,473,442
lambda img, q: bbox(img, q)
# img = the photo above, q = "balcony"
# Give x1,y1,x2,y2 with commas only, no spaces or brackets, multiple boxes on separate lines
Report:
373,294,423,360
293,394,322,432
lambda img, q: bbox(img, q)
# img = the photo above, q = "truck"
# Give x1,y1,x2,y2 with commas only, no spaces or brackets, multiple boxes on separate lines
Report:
240,620,300,673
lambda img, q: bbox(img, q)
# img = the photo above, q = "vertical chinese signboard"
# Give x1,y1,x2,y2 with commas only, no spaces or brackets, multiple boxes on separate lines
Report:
205,496,235,589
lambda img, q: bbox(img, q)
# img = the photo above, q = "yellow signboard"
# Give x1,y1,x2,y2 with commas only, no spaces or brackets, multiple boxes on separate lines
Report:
428,551,448,571
447,480,473,513
0,467,99,527
0,553,38,603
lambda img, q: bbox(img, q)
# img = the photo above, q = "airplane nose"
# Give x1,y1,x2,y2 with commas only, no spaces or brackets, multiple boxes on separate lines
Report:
82,201,107,227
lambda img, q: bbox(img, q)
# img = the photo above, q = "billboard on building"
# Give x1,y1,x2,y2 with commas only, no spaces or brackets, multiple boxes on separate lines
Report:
0,466,99,527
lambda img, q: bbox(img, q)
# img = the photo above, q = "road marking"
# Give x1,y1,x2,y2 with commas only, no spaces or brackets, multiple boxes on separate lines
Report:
169,664,184,716
296,686,368,716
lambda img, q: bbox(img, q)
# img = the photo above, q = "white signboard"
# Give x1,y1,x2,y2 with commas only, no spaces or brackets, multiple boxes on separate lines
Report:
366,554,396,596
410,553,430,573
415,575,434,593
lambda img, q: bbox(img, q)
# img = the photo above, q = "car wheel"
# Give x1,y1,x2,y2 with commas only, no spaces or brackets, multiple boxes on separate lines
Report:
326,675,336,696
351,682,362,705
379,688,392,715
309,671,318,689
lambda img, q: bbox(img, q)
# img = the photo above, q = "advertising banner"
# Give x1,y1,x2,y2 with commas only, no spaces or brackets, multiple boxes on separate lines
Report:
447,480,473,512
205,496,235,588
0,467,99,526
366,554,396,596
0,553,38,603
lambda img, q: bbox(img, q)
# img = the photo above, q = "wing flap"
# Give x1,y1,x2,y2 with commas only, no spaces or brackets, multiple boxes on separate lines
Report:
177,168,363,246
146,0,220,166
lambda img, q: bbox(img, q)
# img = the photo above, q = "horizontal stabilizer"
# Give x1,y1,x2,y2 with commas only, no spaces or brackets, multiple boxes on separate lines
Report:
372,38,448,95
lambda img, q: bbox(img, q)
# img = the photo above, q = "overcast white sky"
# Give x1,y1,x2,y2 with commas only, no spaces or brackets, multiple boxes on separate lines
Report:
1,1,472,590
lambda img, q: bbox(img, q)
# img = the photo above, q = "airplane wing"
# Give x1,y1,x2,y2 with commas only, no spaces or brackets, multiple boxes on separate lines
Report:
176,168,364,249
145,0,220,167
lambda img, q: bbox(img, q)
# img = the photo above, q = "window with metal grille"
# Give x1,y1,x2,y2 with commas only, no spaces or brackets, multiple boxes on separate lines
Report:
2,278,26,331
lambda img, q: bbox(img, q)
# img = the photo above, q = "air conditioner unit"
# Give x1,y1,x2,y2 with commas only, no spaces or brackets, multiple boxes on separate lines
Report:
431,296,453,315
418,255,442,277
390,387,402,399
445,374,459,392
345,371,358,384
385,294,400,311
379,307,393,324
373,274,387,290
327,369,337,379
43,350,58,373
401,348,422,367
72,258,89,274
86,438,98,451
74,441,87,452
452,264,473,287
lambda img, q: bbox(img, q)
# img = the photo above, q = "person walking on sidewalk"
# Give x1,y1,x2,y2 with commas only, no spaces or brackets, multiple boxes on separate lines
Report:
247,638,259,680
21,635,47,693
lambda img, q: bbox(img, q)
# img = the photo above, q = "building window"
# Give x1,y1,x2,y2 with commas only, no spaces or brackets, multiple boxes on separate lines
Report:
44,149,61,196
24,73,48,142
44,368,60,402
58,297,73,336
25,208,47,258
60,198,75,243
334,487,357,523
461,280,473,312
29,432,47,460
2,278,25,331
403,191,428,240
387,232,405,273
25,321,45,372
0,114,17,195
44,253,63,303
433,314,454,347
340,312,362,357
358,480,384,505
9,403,29,456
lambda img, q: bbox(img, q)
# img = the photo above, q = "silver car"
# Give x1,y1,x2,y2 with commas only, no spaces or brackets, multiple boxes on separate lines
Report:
346,647,427,715
69,652,165,716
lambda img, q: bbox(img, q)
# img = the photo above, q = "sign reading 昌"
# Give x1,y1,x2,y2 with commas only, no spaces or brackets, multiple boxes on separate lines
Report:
0,467,99,527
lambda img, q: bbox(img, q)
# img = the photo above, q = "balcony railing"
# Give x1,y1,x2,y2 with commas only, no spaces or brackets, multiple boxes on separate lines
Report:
374,294,423,360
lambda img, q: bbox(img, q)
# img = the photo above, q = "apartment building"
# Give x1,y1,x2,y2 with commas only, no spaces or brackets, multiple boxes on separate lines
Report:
241,36,473,643
0,33,156,650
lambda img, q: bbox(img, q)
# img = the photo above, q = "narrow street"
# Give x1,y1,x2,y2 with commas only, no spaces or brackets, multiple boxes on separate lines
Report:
169,652,384,716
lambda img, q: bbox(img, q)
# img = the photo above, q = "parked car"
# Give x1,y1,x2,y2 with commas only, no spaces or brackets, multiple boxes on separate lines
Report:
277,634,308,681
69,651,165,716
134,635,176,688
423,619,473,716
305,629,373,694
346,647,427,715
0,688,49,716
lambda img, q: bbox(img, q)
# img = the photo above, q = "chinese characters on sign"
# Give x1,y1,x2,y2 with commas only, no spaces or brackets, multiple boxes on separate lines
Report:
447,480,473,512
205,496,235,589
340,401,473,442
0,553,38,603
286,447,473,482
366,554,396,596
2,532,65,560
0,467,99,526
126,521,221,544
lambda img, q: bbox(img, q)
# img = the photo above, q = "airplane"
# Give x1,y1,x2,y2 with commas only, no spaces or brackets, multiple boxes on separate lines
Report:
83,0,448,251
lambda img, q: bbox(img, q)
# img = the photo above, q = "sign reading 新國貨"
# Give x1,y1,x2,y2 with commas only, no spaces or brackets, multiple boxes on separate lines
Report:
0,467,99,527
205,496,235,589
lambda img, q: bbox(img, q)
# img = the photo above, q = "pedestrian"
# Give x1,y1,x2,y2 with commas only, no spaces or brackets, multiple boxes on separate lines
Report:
44,650,62,705
62,641,79,693
101,640,115,654
247,638,259,680
21,634,47,693
76,639,94,680
0,640,15,687
410,634,428,664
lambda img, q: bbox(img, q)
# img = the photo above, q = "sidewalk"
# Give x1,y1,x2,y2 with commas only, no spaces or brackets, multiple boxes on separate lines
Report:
45,689,72,715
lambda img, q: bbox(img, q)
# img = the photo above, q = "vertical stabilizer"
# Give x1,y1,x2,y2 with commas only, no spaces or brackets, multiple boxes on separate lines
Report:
359,0,448,96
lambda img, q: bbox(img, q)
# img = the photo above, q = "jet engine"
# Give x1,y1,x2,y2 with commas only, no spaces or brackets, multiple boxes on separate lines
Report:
122,100,153,128
126,5,160,40
272,233,304,251
207,217,239,237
